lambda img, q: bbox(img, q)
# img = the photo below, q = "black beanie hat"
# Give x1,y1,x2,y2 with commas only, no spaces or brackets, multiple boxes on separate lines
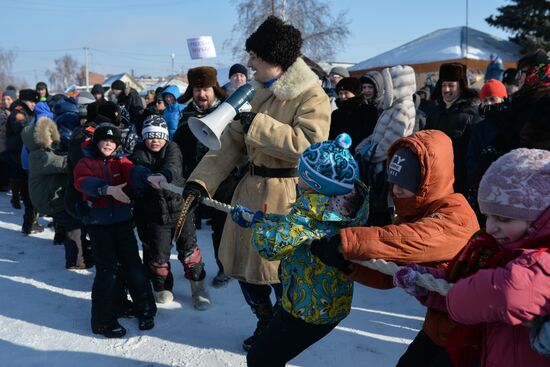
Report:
35,81,48,90
245,16,302,71
92,123,122,147
111,80,126,91
97,101,121,124
388,147,421,194
229,63,248,78
91,84,105,95
336,77,362,96
19,89,39,103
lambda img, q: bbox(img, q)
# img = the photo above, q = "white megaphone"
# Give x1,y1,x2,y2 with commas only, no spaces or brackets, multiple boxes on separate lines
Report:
188,84,256,150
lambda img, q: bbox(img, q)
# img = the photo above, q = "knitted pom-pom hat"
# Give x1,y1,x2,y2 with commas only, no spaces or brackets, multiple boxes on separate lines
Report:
478,148,550,222
298,133,359,196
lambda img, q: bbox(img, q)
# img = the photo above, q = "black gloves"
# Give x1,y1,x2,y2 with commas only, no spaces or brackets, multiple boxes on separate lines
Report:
310,235,353,274
238,112,257,134
182,181,208,212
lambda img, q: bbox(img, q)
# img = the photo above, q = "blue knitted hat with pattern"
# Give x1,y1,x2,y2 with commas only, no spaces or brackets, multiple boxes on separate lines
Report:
298,133,359,196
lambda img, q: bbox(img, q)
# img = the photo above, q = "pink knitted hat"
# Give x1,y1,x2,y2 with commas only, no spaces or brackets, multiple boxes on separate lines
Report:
478,148,550,222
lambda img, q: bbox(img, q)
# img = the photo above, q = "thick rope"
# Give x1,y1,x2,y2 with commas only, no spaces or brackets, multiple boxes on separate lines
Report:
161,181,452,295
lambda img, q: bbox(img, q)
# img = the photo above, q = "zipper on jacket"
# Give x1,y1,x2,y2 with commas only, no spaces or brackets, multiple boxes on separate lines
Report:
103,158,114,218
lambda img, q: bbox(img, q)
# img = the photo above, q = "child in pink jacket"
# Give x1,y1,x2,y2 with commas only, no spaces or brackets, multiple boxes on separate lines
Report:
394,148,550,367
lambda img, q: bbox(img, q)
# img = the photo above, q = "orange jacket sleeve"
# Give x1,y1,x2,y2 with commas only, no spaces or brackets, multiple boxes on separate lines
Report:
341,194,478,266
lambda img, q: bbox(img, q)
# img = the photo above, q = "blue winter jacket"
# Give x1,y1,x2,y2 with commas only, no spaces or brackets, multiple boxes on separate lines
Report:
34,102,53,120
161,85,185,139
252,182,369,325
53,97,80,151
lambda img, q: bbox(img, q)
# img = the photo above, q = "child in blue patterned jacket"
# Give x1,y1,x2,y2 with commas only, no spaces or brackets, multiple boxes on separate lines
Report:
231,133,369,367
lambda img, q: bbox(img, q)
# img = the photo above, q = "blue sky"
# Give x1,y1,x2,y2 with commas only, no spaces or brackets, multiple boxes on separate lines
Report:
1,0,511,86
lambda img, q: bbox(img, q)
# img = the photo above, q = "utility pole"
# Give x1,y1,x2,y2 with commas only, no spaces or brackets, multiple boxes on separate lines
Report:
171,53,175,76
84,47,89,91
465,0,469,69
271,0,275,16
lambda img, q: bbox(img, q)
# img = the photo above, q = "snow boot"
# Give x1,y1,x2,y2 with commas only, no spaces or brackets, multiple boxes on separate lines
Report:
242,302,274,352
155,290,174,304
9,180,22,209
212,270,231,288
92,320,127,338
22,210,43,235
190,280,211,310
138,317,155,330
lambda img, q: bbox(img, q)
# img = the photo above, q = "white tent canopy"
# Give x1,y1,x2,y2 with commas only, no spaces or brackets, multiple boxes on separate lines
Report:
349,26,521,72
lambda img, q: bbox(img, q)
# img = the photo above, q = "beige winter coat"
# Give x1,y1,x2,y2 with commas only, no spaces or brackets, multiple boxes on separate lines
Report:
189,57,331,284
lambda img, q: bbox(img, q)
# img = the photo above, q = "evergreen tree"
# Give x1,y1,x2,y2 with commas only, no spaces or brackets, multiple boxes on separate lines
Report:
486,0,550,53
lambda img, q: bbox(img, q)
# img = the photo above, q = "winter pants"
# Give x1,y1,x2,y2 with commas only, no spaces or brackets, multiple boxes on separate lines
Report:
53,210,92,268
137,212,205,292
87,221,156,327
247,309,338,367
396,330,453,367
239,281,282,310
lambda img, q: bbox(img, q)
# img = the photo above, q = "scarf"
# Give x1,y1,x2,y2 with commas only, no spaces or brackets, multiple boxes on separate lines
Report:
444,225,550,366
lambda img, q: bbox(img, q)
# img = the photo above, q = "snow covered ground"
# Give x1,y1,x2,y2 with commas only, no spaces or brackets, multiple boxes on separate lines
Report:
0,191,426,366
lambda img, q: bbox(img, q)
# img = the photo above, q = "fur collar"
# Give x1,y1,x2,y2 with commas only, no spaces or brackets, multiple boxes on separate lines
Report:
34,117,60,148
250,58,319,101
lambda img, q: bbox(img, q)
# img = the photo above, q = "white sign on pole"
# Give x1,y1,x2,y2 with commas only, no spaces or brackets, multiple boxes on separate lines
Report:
187,36,217,59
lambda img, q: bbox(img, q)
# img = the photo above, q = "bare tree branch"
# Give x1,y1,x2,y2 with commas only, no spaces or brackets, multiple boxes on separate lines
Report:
224,0,350,62
46,54,80,91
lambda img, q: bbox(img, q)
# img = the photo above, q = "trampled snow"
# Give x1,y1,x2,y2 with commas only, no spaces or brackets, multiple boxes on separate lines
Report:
0,192,425,366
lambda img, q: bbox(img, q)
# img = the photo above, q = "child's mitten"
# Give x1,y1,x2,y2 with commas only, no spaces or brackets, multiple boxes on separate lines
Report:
393,264,429,297
231,205,264,228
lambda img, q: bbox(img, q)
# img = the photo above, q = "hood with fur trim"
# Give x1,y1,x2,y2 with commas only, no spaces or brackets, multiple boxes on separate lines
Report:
381,65,416,110
21,117,60,152
250,57,319,101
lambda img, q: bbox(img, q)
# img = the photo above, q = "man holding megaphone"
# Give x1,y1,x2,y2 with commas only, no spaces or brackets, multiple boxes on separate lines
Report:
173,66,231,289
180,16,331,353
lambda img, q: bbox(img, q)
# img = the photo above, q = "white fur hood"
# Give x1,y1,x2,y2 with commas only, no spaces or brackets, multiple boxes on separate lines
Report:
381,65,417,109
250,57,319,101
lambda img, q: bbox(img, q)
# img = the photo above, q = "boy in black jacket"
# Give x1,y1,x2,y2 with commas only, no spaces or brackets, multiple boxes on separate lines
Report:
131,115,210,310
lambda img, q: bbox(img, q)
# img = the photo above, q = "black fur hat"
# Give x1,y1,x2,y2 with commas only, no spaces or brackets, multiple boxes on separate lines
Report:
431,62,478,101
245,16,302,71
92,123,122,147
336,77,362,96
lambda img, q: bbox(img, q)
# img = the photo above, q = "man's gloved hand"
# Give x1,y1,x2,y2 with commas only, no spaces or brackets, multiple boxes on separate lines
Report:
182,182,208,212
230,205,265,228
309,235,352,274
393,263,429,297
238,112,257,134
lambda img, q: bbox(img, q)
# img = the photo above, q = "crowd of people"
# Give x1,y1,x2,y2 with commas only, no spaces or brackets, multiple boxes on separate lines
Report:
0,14,549,367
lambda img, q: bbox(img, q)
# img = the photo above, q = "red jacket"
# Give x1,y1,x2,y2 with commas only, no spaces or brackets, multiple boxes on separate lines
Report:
340,130,480,346
73,150,139,225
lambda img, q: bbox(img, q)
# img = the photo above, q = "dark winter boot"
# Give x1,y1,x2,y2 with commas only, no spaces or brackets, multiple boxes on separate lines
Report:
242,302,274,352
9,180,22,209
92,320,127,338
212,270,231,288
22,210,44,235
138,317,155,331
53,222,66,246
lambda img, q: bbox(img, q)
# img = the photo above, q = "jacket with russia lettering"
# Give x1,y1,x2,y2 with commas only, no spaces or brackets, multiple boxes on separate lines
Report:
339,129,480,346
252,183,369,324
73,143,148,225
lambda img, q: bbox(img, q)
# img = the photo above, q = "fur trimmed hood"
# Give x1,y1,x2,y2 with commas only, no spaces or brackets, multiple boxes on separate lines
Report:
22,117,60,152
381,65,416,109
250,57,319,101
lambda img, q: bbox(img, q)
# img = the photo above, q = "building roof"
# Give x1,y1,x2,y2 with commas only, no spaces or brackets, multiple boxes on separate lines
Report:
349,26,521,72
